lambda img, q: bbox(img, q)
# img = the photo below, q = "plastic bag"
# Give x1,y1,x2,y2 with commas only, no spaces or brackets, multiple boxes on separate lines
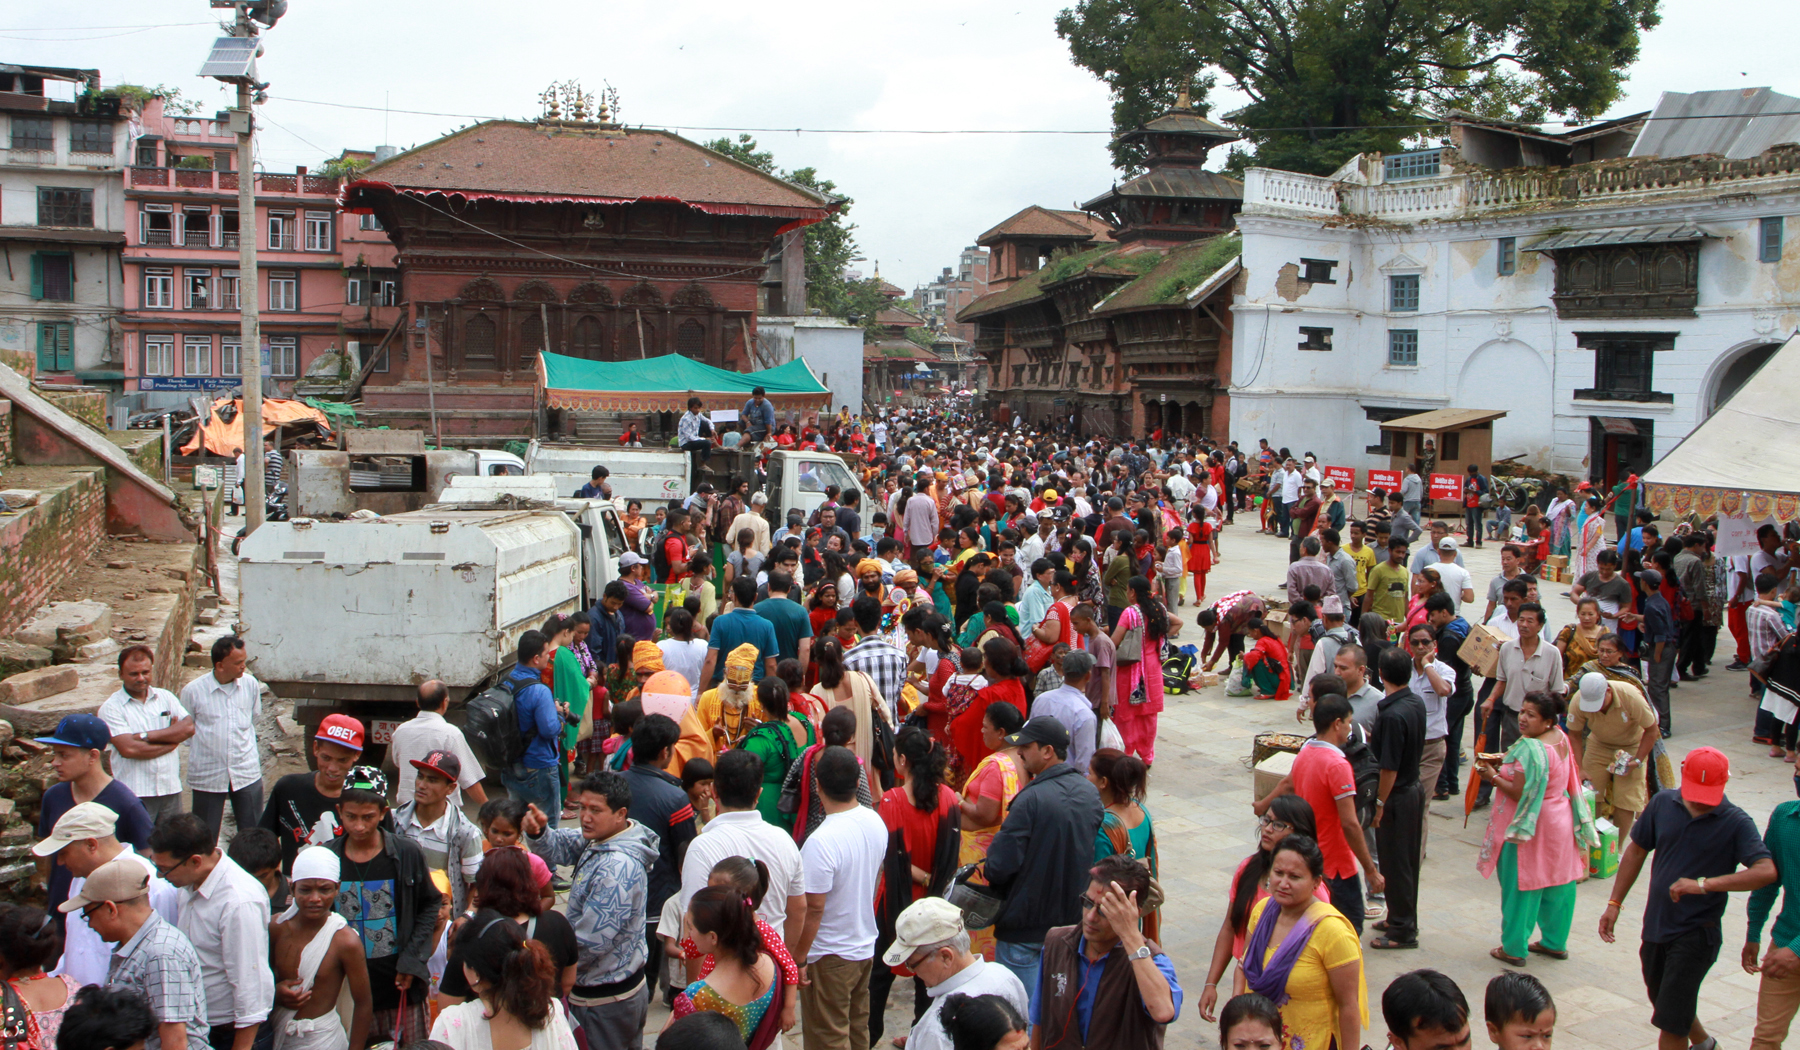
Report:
1224,657,1253,697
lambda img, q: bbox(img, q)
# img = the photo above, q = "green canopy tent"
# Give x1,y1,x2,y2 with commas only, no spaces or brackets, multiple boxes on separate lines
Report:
536,351,831,414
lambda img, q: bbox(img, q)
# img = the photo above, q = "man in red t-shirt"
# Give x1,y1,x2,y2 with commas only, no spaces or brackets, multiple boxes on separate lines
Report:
1255,693,1383,932
662,509,695,584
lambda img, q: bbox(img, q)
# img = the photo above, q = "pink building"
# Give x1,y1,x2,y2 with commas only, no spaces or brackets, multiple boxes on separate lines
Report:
120,99,399,405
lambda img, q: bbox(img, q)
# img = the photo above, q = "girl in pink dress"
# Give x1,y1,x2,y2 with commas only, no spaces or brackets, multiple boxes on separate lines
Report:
1476,691,1597,966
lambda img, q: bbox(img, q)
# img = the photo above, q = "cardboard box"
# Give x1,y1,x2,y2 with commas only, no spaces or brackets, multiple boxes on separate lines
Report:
1253,750,1297,803
1261,609,1288,629
1546,555,1569,568
1458,622,1506,677
1589,819,1620,879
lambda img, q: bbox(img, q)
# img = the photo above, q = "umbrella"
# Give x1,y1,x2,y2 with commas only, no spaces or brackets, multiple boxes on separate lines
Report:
1464,724,1489,826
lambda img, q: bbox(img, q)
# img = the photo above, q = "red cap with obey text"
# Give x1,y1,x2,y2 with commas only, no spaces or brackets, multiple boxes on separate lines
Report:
315,714,365,753
1680,746,1729,806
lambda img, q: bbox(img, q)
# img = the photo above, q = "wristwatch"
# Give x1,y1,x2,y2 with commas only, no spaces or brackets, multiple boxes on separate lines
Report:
1698,876,1708,894
137,732,148,742
1130,945,1153,961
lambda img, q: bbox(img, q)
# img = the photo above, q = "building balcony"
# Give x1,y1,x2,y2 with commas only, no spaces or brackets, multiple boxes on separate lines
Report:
1012,323,1058,350
127,167,340,196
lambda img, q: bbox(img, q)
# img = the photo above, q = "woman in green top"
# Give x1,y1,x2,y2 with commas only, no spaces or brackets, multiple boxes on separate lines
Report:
917,558,954,620
739,677,815,830
1089,747,1161,941
1103,531,1134,626
545,613,595,805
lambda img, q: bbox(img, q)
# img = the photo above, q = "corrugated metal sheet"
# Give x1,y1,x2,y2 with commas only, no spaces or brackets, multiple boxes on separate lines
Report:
1629,88,1800,160
1524,223,1709,252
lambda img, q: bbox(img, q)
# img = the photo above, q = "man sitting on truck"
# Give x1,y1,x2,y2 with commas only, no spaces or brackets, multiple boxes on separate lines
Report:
742,386,777,444
501,630,565,829
576,465,611,501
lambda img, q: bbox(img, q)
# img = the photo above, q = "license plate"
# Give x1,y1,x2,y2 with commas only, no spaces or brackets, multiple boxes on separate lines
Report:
370,719,402,745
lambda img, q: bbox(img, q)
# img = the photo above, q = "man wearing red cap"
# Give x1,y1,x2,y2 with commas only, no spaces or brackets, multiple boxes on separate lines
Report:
1599,746,1775,1050
258,713,365,873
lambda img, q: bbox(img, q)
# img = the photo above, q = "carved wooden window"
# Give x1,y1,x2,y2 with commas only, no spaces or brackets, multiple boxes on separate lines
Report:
676,320,706,361
571,315,605,359
1552,242,1698,318
464,313,497,364
1573,332,1676,403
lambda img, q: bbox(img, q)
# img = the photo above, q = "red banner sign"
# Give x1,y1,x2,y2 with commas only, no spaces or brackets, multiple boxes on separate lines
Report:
1367,469,1401,492
1323,465,1356,489
1429,473,1464,501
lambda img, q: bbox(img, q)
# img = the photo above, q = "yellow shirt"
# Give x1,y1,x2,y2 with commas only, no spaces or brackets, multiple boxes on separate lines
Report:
1347,542,1377,597
695,687,769,751
1246,897,1368,1050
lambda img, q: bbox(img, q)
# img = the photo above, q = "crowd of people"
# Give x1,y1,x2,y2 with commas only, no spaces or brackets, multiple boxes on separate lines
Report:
7,404,1800,1050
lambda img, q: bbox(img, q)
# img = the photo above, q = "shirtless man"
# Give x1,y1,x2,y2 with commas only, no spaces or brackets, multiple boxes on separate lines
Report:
268,845,372,1050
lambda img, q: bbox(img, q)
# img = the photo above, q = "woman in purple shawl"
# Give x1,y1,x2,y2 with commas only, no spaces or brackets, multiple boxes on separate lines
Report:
1235,836,1368,1050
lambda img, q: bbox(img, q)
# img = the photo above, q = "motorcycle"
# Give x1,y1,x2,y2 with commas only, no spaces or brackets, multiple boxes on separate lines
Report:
229,482,288,555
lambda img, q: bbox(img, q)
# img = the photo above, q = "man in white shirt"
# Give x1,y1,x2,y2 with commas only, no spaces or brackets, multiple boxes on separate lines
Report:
149,812,274,1050
894,899,1029,1050
34,802,180,987
729,492,774,557
1428,537,1475,612
677,750,806,951
1017,516,1047,574
98,645,194,823
794,747,888,1050
385,680,488,807
180,636,264,839
1030,651,1099,773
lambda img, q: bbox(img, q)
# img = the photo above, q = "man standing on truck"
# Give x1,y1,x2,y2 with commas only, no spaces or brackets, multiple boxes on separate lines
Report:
502,631,565,828
743,386,777,445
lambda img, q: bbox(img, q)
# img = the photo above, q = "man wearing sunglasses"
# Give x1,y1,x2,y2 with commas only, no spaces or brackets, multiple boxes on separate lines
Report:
30,800,179,988
61,854,211,1050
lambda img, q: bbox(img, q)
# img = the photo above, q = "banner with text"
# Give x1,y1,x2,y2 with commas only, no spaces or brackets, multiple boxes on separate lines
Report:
1429,473,1464,501
1367,469,1401,492
1323,465,1356,490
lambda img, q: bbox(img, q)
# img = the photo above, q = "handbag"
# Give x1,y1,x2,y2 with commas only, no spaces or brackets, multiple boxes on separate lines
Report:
1118,620,1144,662
942,862,1007,930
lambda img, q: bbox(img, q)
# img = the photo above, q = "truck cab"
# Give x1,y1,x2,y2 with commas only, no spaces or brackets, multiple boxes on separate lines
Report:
766,449,863,522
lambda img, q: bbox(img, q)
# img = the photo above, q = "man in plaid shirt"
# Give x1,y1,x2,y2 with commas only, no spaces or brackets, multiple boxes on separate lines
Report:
71,855,211,1050
844,594,909,723
1751,571,1793,750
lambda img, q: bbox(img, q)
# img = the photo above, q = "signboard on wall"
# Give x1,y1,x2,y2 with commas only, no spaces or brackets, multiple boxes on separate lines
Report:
137,376,239,391
1323,465,1356,489
1429,473,1464,501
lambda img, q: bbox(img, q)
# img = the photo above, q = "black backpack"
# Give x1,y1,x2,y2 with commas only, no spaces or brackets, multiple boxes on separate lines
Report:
1340,724,1382,824
1162,650,1198,694
462,675,529,772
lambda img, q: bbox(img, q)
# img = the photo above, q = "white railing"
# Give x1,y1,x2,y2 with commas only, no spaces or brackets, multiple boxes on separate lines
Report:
1343,178,1465,218
1242,168,1341,215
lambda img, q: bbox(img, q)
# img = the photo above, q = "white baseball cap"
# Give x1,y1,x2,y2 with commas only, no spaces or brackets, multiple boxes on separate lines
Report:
880,898,967,967
1437,536,1459,551
1578,672,1610,713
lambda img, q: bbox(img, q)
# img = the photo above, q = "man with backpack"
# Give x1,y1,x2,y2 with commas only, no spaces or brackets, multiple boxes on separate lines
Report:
500,630,564,827
1301,596,1357,702
1256,693,1385,932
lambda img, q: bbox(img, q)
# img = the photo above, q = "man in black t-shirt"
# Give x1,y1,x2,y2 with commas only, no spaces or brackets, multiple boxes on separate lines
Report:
1370,646,1428,951
259,713,364,872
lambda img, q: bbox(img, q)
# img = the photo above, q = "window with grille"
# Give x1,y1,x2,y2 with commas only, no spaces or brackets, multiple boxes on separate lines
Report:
39,188,94,227
37,322,73,372
185,270,211,310
1596,340,1652,394
12,117,52,151
1298,326,1333,351
677,320,706,361
304,211,333,251
144,268,174,309
33,253,74,301
268,211,295,250
269,337,298,377
141,204,173,245
1497,237,1517,276
218,270,240,310
1389,274,1420,311
69,120,112,154
1761,217,1785,263
463,314,497,363
184,336,212,376
182,208,211,247
1388,329,1419,366
268,272,297,311
571,315,605,359
142,336,175,377
1383,149,1441,181
520,313,546,367
220,209,239,248
222,339,240,376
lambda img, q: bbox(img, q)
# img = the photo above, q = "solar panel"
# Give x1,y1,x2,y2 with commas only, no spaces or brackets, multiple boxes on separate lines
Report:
198,36,259,80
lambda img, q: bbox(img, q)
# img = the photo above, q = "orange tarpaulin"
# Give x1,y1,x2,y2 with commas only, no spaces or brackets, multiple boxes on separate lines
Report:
180,397,333,456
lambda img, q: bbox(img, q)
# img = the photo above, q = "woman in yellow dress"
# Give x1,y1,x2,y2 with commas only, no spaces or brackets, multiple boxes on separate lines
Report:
953,698,1026,960
1237,835,1367,1050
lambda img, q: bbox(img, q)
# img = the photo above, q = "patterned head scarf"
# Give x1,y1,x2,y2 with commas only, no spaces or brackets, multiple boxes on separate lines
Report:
724,643,760,684
632,640,664,674
892,568,919,587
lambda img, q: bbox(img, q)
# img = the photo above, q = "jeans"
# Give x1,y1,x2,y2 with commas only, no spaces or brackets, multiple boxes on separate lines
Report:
1277,500,1293,537
1404,500,1421,522
1646,642,1676,735
1325,872,1365,933
192,783,264,842
572,981,650,1050
502,764,561,827
1464,507,1484,546
995,940,1044,1012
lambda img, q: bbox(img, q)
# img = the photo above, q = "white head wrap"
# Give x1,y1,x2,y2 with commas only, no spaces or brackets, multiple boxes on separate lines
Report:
291,845,341,886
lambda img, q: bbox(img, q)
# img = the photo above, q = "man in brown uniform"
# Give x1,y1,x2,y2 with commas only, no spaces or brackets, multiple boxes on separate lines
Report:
268,845,372,1050
1568,671,1661,842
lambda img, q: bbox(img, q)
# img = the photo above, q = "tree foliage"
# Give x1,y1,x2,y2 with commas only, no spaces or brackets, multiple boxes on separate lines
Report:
1056,0,1661,174
703,134,873,326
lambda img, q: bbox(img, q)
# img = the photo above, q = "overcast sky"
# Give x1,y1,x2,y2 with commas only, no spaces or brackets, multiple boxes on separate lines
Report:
7,0,1797,292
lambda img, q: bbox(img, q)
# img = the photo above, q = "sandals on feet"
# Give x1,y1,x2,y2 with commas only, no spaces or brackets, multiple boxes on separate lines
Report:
1369,936,1418,950
1527,942,1568,960
1490,947,1526,966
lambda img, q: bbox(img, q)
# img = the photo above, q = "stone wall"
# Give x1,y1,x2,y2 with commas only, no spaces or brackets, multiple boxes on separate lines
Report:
41,389,108,432
0,470,106,637
0,400,10,466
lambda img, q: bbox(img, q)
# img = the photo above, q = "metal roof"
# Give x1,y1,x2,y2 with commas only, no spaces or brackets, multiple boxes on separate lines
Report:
1525,223,1710,252
1083,167,1243,209
1380,408,1508,432
1629,88,1800,160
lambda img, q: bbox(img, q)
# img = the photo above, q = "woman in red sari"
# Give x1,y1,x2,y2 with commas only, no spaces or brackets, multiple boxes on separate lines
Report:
1240,617,1292,702
948,637,1029,776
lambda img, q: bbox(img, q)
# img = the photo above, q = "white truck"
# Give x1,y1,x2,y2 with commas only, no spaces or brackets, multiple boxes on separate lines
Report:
237,486,631,764
523,441,863,523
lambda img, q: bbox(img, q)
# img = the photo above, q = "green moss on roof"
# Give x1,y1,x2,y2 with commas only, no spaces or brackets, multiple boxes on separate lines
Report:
1036,244,1124,285
1095,233,1240,314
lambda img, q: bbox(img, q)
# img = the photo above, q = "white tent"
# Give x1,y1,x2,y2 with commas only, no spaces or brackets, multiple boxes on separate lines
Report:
1643,331,1800,521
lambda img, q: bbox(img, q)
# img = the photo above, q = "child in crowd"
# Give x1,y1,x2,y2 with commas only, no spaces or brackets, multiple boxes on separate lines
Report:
225,826,290,915
1160,529,1186,607
682,757,716,827
1484,972,1556,1050
1034,643,1071,695
1217,993,1283,1050
603,699,643,772
476,797,555,909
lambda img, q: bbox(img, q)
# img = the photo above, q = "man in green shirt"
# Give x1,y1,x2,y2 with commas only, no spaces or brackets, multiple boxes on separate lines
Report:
1747,798,1800,1048
1365,537,1412,623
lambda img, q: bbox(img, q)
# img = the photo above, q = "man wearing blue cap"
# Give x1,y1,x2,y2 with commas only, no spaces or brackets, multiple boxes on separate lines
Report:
33,713,155,922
